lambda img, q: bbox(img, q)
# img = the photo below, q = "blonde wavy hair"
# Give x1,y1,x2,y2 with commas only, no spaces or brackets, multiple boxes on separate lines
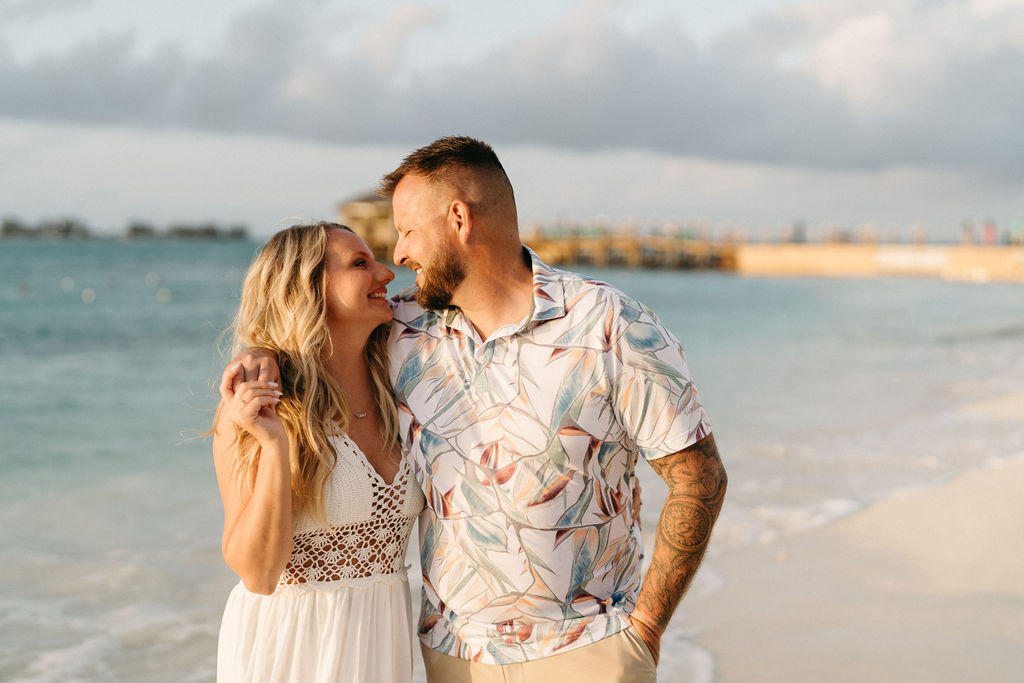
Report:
222,222,398,523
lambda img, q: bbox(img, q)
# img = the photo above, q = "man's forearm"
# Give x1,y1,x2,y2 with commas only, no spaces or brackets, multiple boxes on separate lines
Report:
633,434,727,634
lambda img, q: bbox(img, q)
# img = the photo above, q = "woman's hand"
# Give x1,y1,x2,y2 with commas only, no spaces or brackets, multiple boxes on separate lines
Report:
219,363,285,446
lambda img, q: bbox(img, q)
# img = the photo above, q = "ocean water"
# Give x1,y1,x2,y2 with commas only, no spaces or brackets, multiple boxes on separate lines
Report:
2,239,1022,682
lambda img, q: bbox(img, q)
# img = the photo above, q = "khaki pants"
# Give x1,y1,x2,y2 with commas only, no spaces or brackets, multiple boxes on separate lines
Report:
421,627,657,682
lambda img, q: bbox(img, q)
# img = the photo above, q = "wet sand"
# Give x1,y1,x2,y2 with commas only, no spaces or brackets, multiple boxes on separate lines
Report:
679,454,1024,682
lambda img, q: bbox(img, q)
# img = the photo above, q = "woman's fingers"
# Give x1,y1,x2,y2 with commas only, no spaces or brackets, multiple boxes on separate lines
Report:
228,392,281,430
244,394,281,416
220,363,243,402
222,378,282,423
234,382,282,407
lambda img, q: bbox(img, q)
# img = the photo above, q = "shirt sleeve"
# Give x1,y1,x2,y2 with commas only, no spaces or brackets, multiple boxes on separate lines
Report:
607,294,711,461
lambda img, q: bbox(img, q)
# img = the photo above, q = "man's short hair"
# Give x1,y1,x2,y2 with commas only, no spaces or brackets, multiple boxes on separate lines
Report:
378,136,511,199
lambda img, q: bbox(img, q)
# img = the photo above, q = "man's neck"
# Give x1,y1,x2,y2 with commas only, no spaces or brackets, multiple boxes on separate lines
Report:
452,247,534,341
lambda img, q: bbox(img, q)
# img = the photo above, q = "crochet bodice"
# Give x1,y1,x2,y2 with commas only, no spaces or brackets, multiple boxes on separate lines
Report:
279,433,424,585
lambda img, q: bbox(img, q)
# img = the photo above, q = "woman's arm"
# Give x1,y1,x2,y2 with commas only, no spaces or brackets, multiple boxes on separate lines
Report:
212,363,293,595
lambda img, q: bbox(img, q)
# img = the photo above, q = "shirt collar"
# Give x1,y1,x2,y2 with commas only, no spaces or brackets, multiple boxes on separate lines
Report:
524,246,568,325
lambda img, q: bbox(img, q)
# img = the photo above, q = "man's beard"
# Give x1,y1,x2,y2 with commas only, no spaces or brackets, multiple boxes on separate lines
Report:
415,242,465,310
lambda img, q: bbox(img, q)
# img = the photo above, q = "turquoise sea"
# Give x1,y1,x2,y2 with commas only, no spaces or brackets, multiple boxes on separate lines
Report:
2,239,1022,681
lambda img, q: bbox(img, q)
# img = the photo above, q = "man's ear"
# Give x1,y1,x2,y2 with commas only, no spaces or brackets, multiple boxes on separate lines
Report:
448,200,473,244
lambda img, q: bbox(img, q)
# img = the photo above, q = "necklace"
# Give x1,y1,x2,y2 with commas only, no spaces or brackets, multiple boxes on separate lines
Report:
353,410,368,419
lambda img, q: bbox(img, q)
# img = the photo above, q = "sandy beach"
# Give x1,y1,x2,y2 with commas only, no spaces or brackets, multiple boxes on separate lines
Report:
679,453,1024,682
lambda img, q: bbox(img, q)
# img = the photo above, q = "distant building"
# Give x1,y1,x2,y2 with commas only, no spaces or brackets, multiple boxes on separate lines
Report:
338,191,395,261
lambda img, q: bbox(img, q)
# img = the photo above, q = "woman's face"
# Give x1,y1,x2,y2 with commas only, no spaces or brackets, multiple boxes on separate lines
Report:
323,228,395,332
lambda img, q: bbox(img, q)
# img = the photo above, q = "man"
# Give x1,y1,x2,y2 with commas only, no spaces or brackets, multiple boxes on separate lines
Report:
238,136,726,681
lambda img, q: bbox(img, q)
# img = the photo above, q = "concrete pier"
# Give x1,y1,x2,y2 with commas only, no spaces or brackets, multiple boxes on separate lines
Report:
730,243,1024,282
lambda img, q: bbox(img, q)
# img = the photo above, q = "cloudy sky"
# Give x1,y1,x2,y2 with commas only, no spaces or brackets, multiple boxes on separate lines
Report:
1,0,1021,240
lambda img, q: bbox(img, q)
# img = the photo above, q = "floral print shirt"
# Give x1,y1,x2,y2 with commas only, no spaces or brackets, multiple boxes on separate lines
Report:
388,248,711,664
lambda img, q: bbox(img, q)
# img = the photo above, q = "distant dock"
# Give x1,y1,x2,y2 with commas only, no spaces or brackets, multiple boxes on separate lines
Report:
520,229,734,270
339,196,1024,282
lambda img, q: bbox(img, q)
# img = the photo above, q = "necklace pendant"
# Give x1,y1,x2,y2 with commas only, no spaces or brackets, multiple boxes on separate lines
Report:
354,411,368,419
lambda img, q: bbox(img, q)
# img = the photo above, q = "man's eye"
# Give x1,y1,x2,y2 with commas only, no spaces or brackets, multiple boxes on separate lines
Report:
354,259,367,267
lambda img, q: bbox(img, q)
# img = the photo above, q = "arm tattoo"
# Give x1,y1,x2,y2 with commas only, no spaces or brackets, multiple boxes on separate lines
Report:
634,434,727,632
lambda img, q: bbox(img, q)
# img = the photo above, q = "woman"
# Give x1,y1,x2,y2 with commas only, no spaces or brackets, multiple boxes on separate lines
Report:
212,222,424,682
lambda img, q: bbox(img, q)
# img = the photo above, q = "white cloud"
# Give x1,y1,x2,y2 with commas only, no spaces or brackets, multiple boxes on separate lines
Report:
357,3,447,73
0,0,1021,178
0,0,93,23
791,0,1024,117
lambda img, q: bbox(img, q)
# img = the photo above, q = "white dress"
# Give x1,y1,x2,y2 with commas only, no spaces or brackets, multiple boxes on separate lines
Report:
217,433,425,683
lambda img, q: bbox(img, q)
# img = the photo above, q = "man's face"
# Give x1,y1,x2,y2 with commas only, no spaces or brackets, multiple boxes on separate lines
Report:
392,174,466,310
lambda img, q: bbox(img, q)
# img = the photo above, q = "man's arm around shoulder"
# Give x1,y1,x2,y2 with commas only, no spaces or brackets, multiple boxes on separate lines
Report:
630,433,727,664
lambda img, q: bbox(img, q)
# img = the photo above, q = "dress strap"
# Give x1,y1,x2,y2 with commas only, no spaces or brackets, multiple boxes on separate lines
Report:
332,432,408,488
